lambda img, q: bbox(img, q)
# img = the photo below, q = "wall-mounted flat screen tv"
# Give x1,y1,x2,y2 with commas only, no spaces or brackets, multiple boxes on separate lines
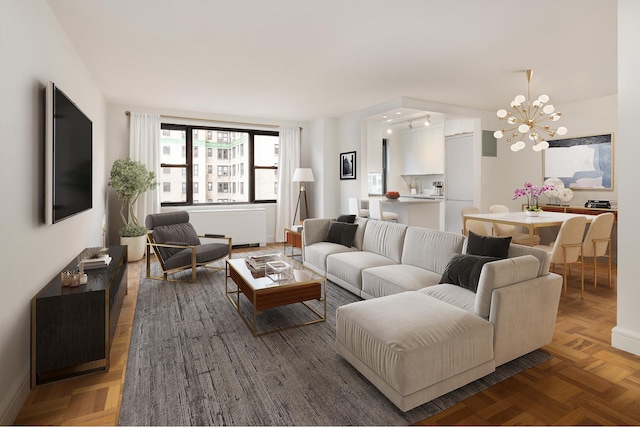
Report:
44,81,93,224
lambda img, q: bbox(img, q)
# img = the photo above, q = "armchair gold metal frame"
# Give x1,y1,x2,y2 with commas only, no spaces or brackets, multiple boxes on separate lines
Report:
146,233,232,283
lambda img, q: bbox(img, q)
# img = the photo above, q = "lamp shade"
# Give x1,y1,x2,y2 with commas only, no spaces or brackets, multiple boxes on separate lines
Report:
292,168,315,182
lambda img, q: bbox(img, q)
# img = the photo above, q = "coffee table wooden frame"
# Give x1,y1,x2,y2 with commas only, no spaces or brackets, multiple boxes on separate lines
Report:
225,258,326,336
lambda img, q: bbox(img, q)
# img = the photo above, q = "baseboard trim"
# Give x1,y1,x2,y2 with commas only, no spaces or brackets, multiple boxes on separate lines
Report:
612,326,640,357
0,370,30,425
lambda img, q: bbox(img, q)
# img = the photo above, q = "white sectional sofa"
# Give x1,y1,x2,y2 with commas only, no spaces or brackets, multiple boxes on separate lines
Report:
302,217,563,412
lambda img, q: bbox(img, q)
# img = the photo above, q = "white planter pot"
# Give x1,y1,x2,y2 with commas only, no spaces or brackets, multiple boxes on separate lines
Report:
525,210,541,217
120,235,146,262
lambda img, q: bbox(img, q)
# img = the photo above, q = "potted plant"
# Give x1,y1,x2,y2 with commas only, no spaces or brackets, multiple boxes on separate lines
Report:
108,158,159,261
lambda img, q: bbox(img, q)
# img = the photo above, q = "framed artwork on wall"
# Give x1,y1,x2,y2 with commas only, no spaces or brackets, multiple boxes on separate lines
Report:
340,151,356,180
543,133,613,190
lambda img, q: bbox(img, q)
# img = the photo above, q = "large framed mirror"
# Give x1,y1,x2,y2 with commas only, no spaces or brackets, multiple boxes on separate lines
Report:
543,133,613,190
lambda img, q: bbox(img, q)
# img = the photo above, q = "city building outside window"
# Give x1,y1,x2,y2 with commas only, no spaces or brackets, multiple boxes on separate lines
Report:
160,124,278,205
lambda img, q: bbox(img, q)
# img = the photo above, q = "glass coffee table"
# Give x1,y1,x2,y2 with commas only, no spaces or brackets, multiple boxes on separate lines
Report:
225,254,326,336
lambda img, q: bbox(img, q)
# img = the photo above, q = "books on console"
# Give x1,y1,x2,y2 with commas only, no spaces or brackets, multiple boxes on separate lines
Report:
80,254,112,270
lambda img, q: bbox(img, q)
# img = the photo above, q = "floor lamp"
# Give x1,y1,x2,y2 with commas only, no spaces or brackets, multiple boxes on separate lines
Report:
292,168,315,226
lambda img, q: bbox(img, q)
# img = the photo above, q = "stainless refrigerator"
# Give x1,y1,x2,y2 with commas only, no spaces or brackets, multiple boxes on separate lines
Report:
445,133,474,233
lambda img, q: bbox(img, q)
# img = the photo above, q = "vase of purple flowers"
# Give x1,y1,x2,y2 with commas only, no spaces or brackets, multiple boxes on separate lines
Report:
513,182,556,215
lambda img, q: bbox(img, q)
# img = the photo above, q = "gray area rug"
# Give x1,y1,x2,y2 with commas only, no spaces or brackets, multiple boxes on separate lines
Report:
119,250,552,426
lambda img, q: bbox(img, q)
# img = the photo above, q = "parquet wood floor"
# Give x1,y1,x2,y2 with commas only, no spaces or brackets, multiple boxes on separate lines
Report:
14,248,640,426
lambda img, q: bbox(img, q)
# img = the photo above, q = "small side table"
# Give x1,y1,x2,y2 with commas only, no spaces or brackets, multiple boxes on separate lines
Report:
284,228,303,260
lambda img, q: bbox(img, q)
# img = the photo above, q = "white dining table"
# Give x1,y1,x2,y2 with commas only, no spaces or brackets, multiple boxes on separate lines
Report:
463,211,594,246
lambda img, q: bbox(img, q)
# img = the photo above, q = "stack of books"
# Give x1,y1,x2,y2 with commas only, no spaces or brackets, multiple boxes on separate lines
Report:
245,254,282,272
81,254,112,270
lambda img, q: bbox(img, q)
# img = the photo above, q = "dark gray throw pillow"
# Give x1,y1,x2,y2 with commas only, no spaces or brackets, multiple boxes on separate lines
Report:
439,254,501,292
324,221,358,247
466,231,512,259
336,214,357,223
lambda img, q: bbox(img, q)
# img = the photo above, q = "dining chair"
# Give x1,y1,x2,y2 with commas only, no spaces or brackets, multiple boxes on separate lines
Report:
348,197,369,218
460,206,488,236
534,216,587,298
489,204,540,245
369,199,399,222
581,212,615,289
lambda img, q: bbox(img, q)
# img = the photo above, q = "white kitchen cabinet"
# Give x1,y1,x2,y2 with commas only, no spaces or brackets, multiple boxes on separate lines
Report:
425,126,444,174
401,126,444,174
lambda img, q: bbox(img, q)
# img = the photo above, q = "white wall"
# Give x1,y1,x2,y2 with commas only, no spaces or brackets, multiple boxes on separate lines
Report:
308,118,339,218
0,1,107,423
612,0,640,356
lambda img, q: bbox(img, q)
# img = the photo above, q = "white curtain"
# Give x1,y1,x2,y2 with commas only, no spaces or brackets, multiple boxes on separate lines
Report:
129,112,161,226
275,126,301,241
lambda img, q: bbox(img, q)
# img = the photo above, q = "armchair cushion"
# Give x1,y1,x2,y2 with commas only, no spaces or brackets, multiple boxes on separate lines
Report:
163,243,230,271
152,222,201,261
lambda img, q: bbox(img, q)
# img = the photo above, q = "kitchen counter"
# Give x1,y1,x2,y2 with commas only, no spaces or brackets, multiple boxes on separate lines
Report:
378,197,443,230
400,194,444,200
384,197,443,203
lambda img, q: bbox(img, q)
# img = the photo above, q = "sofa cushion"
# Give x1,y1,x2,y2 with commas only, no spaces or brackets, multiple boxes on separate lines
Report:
439,254,501,292
401,227,466,275
419,284,476,313
324,221,358,247
474,255,541,318
361,264,443,299
336,292,494,397
303,241,358,275
466,231,511,259
327,251,397,292
361,220,408,263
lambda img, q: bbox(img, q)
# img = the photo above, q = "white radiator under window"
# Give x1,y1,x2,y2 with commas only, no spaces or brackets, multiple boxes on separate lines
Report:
187,208,267,247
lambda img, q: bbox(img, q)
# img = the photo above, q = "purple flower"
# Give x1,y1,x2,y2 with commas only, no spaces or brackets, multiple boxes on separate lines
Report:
513,182,556,209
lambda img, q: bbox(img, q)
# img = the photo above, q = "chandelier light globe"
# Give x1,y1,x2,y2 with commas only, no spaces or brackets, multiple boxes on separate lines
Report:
493,69,567,152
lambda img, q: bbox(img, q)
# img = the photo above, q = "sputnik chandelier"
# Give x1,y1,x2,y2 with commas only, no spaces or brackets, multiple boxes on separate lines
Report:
493,69,567,152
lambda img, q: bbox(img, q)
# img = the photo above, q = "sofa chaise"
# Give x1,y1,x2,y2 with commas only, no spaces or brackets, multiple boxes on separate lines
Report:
302,216,562,411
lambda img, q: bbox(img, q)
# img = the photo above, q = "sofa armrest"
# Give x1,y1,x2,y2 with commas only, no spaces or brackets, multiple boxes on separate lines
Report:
489,273,562,366
474,255,541,318
302,218,331,246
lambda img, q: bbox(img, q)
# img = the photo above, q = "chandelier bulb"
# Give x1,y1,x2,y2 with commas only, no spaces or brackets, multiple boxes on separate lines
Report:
557,126,568,135
532,144,543,152
533,100,542,108
507,116,517,125
538,94,549,103
497,109,508,119
543,104,555,114
518,124,530,133
539,140,550,150
514,95,526,105
494,130,504,139
510,143,520,152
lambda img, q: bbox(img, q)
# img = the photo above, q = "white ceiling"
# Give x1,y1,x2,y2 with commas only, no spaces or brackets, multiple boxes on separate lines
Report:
46,0,617,122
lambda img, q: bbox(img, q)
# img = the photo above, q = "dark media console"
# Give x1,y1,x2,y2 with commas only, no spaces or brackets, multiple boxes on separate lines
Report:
31,246,127,387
